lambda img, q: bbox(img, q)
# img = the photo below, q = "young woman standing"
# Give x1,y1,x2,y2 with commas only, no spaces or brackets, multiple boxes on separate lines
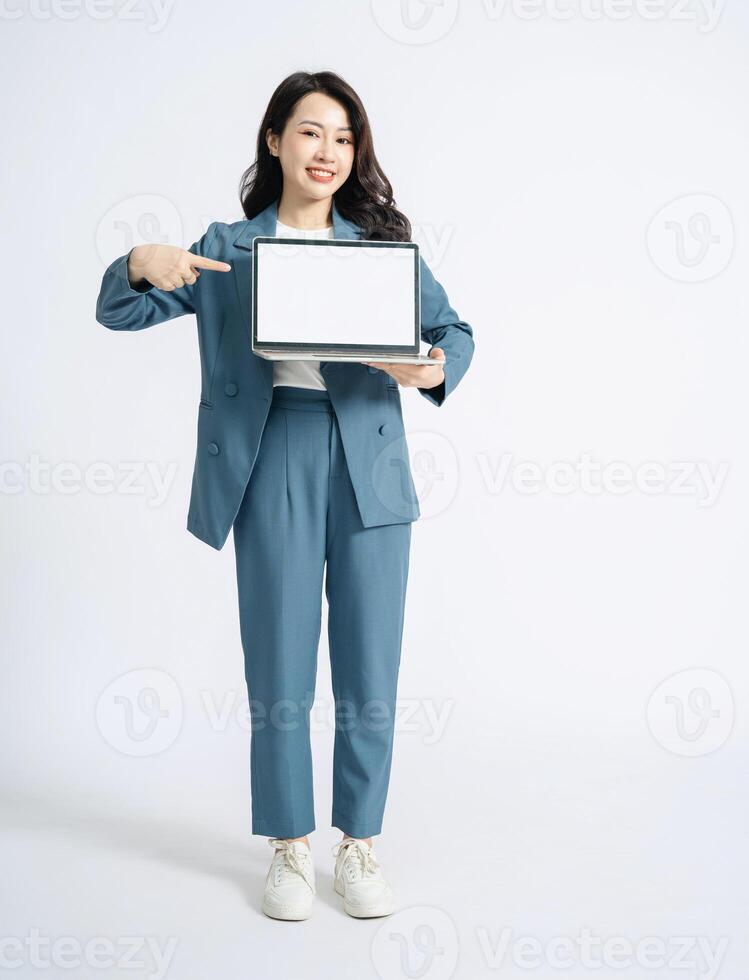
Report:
96,70,475,920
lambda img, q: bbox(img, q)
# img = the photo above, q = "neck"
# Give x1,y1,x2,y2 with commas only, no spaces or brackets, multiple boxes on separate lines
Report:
277,191,333,230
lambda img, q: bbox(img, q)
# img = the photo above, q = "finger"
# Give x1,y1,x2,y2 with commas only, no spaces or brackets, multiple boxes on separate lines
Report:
182,271,198,285
189,254,232,272
160,265,188,288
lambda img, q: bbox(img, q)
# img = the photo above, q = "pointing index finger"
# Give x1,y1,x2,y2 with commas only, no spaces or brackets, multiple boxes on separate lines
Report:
189,253,232,272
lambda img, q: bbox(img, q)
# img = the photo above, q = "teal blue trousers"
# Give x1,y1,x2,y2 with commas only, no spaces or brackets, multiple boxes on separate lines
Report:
232,385,412,839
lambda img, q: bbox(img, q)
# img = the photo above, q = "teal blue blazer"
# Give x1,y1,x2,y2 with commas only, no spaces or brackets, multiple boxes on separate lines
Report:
96,197,475,550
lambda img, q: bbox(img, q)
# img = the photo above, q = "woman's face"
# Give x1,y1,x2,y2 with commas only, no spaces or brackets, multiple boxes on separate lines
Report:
268,92,355,202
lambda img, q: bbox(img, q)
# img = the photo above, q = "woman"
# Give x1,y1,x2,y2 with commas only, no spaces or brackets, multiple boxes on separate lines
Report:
96,70,475,920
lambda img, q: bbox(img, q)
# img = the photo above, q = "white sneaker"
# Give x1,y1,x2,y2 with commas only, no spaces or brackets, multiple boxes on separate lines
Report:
331,837,395,918
261,838,315,920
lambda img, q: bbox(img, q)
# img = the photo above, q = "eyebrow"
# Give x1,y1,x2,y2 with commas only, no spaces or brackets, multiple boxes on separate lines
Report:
297,118,353,132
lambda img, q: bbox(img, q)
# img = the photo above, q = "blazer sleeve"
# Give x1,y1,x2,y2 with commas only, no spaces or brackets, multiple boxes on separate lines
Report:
95,222,220,331
416,253,475,407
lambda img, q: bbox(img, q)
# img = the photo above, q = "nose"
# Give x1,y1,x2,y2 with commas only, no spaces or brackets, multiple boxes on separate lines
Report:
315,139,336,161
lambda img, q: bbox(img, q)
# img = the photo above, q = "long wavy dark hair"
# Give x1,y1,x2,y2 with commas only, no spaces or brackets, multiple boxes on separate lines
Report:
239,71,412,242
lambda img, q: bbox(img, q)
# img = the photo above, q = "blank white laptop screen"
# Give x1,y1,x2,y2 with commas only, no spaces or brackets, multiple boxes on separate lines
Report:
254,240,418,347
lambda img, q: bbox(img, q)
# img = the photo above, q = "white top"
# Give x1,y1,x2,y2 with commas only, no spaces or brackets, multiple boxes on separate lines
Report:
271,219,335,390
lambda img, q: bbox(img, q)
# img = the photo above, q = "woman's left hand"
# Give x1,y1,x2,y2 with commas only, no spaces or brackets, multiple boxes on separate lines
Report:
362,347,445,390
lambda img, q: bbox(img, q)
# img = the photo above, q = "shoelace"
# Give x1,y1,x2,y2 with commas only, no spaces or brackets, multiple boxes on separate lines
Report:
331,838,380,879
268,838,314,892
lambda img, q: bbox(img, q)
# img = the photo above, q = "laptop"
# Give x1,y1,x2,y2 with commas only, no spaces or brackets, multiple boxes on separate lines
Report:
251,235,445,364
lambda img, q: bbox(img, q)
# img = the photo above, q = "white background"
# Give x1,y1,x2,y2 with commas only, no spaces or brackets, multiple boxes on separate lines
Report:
1,1,747,978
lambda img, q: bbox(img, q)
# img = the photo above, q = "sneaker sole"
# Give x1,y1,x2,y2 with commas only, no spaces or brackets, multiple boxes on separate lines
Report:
261,899,313,921
334,878,395,918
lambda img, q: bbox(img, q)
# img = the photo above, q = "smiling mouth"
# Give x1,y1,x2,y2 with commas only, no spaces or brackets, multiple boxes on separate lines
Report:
306,167,336,178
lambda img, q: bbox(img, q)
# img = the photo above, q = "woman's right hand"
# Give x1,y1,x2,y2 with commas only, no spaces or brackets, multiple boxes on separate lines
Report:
127,243,232,292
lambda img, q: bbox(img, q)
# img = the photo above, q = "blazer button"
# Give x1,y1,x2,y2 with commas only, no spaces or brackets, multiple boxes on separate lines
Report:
367,366,378,374
224,382,238,397
207,442,220,455
378,423,391,436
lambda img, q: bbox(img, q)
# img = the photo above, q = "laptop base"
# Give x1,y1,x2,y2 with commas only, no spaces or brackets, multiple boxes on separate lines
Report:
253,350,445,365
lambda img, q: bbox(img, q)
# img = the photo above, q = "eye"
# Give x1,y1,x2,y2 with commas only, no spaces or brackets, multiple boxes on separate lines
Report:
301,129,352,145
